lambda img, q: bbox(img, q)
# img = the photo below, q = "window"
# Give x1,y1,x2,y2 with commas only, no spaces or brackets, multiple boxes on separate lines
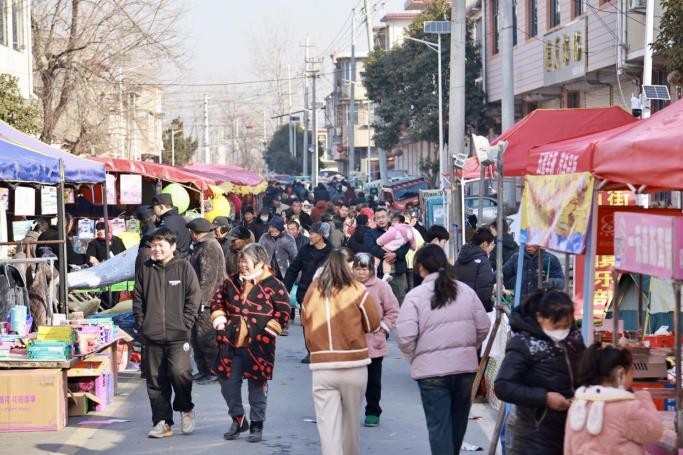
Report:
549,0,561,28
513,0,518,45
527,0,538,38
573,0,584,17
11,0,22,50
566,91,581,108
491,0,499,54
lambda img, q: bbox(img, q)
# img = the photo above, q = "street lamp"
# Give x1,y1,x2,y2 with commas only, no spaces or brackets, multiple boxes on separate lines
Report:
406,20,451,191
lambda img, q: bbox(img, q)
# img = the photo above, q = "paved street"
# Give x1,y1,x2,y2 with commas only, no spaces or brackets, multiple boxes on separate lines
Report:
4,320,499,454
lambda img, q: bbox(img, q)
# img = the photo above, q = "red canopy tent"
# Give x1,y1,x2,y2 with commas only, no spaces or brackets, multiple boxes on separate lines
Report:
90,157,216,192
492,106,637,176
185,164,266,195
593,98,683,190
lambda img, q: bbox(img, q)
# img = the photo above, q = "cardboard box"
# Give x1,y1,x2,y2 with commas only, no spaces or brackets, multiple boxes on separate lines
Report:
0,369,66,432
67,392,102,417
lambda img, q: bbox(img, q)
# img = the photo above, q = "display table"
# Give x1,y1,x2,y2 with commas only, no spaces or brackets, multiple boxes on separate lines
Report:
0,331,132,432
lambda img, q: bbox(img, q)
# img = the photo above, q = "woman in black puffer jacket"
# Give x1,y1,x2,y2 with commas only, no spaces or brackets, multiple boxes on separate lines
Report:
494,290,585,455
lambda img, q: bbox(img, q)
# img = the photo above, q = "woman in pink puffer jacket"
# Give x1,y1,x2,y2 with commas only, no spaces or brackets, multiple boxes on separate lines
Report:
352,252,399,428
564,342,663,455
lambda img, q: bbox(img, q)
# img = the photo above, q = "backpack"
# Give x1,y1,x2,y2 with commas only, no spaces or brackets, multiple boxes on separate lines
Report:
0,264,30,321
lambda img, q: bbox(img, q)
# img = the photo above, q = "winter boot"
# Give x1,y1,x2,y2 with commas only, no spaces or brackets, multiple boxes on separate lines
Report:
223,415,249,440
246,420,263,443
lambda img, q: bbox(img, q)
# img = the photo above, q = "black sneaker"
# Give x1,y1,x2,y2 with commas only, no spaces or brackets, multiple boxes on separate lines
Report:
246,421,263,443
197,375,218,385
224,416,249,440
300,355,310,364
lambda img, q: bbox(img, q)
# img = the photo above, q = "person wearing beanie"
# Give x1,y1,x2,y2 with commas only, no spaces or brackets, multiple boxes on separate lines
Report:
136,205,159,273
152,193,192,257
349,214,371,254
212,216,232,264
241,205,258,239
252,207,272,241
258,215,297,282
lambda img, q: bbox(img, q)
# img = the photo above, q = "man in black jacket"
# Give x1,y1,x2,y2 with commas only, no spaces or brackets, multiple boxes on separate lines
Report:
503,245,564,302
152,193,192,257
454,227,496,312
187,218,226,385
133,227,201,439
283,222,333,362
365,208,410,304
136,205,157,274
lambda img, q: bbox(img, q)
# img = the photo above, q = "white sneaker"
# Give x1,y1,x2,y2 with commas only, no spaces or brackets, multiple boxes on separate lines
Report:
382,274,393,283
181,410,196,435
148,420,173,438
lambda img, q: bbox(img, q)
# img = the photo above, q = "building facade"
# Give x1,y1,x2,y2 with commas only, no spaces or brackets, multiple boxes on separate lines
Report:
0,0,32,98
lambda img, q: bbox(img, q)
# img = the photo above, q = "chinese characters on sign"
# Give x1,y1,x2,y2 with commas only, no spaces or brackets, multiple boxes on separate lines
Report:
0,394,37,403
543,18,587,86
593,255,615,318
536,151,580,175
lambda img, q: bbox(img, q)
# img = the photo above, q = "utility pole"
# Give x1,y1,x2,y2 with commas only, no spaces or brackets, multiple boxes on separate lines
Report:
367,101,372,182
349,8,357,178
203,93,210,164
288,65,294,157
311,69,319,188
301,36,313,178
501,0,516,207
363,0,385,183
449,0,466,255
642,0,655,118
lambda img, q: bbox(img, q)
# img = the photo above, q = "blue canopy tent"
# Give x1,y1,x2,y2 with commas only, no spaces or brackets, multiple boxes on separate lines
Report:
0,138,61,184
0,120,105,184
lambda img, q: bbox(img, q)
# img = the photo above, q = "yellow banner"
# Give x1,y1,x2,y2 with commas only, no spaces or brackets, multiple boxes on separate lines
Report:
520,173,594,254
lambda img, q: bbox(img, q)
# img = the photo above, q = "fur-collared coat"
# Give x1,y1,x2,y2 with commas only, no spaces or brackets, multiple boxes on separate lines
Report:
189,233,227,306
210,272,290,381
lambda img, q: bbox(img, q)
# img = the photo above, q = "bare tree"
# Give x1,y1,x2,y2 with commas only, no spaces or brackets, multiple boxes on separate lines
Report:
32,0,184,150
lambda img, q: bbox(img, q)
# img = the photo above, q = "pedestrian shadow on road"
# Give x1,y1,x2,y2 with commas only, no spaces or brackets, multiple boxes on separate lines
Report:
36,444,103,454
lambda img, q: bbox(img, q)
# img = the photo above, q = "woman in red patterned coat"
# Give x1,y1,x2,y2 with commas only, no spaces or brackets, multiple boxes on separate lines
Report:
210,243,290,443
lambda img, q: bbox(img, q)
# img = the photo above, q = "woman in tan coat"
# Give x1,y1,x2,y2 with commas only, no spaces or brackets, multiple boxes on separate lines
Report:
302,249,381,455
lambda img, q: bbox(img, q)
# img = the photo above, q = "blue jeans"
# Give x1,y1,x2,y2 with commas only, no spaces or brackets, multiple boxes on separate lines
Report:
417,373,475,455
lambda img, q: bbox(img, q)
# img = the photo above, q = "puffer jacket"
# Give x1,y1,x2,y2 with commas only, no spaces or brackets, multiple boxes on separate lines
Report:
454,244,495,311
395,273,491,380
494,307,585,455
564,386,662,455
258,231,298,280
502,249,564,301
364,276,399,358
157,207,191,257
348,224,371,254
189,233,227,309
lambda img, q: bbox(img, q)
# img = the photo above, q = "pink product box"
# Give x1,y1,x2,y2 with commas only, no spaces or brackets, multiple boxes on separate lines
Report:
94,373,114,412
614,213,683,280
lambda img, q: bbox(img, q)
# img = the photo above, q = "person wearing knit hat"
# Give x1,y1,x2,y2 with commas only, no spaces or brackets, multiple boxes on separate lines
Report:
152,193,192,257
225,226,254,276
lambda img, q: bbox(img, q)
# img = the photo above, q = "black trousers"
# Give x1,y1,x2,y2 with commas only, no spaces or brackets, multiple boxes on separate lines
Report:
190,310,218,376
365,357,384,417
143,339,195,426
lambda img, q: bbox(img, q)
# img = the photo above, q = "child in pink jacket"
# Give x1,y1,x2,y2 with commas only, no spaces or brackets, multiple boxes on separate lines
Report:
352,252,399,428
376,223,417,281
564,342,663,455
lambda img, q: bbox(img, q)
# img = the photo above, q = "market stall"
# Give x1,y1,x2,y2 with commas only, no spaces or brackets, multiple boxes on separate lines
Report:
184,163,267,195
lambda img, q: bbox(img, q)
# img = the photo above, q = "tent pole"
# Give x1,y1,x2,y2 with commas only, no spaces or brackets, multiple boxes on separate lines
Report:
200,192,205,217
56,159,68,315
514,243,525,308
102,174,112,308
637,274,644,336
674,280,682,448
612,269,620,344
581,189,599,344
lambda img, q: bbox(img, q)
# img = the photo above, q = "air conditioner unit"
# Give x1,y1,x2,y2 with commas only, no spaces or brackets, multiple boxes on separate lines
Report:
629,0,646,12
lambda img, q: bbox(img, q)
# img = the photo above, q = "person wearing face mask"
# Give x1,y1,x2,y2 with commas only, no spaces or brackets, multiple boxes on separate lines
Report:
252,207,272,241
453,227,496,312
494,290,585,455
564,343,662,455
210,243,290,443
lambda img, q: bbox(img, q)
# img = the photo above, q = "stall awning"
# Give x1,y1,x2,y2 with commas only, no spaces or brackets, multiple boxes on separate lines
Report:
0,138,61,184
0,120,105,183
492,107,637,177
593,98,683,190
185,164,266,195
89,157,216,192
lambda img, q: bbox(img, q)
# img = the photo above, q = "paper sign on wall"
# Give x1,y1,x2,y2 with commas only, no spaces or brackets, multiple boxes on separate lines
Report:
106,174,117,205
12,220,34,241
41,186,58,215
64,188,76,204
119,174,142,205
77,219,95,240
14,187,36,216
